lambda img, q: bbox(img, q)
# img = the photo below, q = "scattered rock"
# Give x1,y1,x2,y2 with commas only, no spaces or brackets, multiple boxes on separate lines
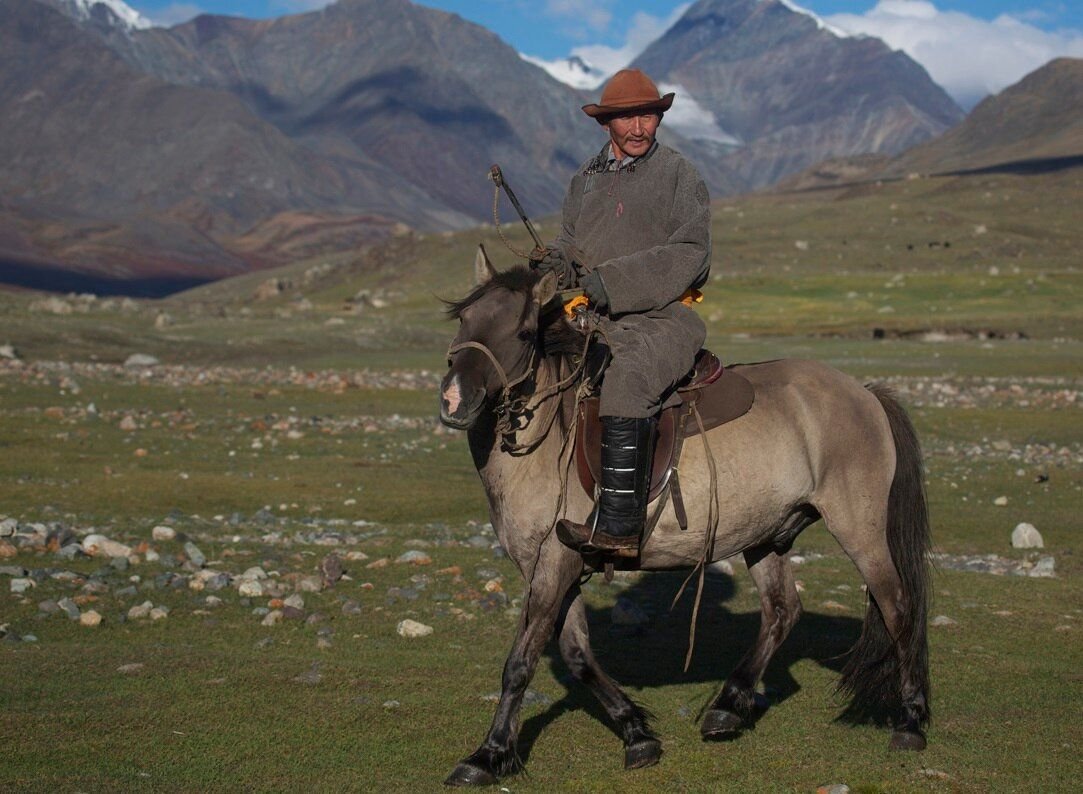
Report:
262,610,283,627
10,578,35,594
821,600,849,611
396,550,432,566
238,579,264,597
1029,556,1056,578
341,599,363,616
149,606,170,620
817,786,850,794
117,663,145,674
1011,523,1044,549
152,526,176,542
0,541,18,559
397,619,433,638
993,496,1008,507
127,601,154,620
82,534,132,558
124,354,160,368
183,541,206,567
320,553,344,587
57,597,81,621
80,610,103,627
297,575,323,593
293,662,322,685
283,593,305,610
708,558,735,575
931,615,957,627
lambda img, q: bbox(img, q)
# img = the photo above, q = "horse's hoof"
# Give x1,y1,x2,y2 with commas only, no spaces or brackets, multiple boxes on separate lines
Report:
444,762,499,787
700,709,744,739
889,730,927,751
624,738,662,770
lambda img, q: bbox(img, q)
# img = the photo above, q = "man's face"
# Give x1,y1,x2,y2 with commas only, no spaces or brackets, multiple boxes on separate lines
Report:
605,112,660,159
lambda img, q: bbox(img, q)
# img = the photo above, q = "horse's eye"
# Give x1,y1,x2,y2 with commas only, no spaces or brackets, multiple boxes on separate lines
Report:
517,329,534,342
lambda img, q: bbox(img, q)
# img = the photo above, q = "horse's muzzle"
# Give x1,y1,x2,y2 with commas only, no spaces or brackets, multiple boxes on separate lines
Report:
439,372,485,429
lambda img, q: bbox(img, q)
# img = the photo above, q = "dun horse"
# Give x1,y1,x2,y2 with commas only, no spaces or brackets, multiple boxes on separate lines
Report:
439,249,931,786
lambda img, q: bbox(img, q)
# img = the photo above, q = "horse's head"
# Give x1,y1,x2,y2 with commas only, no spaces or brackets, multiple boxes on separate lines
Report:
440,246,560,430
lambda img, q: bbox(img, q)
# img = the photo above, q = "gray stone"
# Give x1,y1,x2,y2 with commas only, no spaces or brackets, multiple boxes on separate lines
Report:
57,597,81,620
151,525,176,542
38,599,60,615
1011,523,1044,549
0,565,27,577
281,606,306,621
341,599,363,616
931,615,957,627
1029,556,1056,578
110,556,129,572
183,541,206,568
127,601,154,620
55,544,84,561
293,663,322,685
0,518,16,536
465,535,491,548
395,550,432,565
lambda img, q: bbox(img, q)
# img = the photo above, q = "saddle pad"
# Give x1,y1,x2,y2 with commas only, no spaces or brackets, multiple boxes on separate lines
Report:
575,368,755,502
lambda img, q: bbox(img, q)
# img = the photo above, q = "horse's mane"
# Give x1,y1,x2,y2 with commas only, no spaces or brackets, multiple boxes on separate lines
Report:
443,266,583,360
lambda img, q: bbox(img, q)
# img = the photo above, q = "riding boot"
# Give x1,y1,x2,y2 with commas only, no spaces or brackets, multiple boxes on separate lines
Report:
557,415,656,557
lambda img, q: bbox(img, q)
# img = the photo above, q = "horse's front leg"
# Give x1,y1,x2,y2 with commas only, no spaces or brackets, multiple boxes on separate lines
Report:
445,534,583,787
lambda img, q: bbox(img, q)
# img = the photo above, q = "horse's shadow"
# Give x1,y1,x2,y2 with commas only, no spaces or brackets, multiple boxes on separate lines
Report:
517,570,863,762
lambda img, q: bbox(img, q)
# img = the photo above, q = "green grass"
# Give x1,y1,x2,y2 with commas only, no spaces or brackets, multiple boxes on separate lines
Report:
1,167,1081,791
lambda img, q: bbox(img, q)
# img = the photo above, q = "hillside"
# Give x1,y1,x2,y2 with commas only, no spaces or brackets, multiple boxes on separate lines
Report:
887,58,1083,176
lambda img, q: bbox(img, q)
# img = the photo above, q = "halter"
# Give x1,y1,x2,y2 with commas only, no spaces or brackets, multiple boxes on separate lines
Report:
446,326,594,453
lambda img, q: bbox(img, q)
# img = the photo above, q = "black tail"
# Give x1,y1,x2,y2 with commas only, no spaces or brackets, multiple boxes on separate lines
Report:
838,385,931,727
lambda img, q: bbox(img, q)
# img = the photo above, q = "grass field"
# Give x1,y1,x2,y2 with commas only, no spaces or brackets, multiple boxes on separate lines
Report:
1,168,1080,791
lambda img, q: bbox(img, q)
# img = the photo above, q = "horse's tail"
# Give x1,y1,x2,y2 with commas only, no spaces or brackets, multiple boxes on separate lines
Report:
838,384,931,726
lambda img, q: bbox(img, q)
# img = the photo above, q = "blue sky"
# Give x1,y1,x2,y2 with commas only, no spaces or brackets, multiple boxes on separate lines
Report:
131,0,1083,108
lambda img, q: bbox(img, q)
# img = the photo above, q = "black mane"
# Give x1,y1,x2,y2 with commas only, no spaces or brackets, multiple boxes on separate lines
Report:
442,266,583,359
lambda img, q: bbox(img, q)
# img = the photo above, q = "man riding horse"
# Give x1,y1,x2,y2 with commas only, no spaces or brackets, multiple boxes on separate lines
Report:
531,68,712,556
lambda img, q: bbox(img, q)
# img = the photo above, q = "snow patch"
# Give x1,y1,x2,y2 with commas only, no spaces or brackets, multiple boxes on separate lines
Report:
520,54,606,90
70,0,152,30
660,83,742,146
772,0,851,38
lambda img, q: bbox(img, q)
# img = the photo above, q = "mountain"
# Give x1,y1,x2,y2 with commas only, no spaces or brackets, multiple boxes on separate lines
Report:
104,0,600,222
0,0,446,282
38,0,150,30
632,0,964,190
885,57,1083,176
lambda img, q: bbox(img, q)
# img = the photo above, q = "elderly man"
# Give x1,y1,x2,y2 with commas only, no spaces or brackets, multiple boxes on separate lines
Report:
533,68,711,556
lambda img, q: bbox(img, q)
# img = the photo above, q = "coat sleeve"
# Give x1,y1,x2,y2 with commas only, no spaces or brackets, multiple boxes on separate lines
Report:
593,159,711,315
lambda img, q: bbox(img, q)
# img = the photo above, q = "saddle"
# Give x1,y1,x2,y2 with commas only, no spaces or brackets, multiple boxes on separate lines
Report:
574,349,754,530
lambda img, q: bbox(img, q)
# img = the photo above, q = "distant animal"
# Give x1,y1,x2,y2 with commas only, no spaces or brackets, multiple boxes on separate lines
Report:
438,248,932,785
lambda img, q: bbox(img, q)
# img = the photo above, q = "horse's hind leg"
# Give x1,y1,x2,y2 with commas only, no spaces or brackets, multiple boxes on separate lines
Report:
557,586,661,769
445,539,583,787
701,546,802,740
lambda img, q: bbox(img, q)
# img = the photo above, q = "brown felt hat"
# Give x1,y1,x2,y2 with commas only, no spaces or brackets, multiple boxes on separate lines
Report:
581,69,674,121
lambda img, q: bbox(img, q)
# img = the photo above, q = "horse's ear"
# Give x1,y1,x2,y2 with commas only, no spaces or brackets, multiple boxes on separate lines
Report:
475,245,497,285
533,269,558,306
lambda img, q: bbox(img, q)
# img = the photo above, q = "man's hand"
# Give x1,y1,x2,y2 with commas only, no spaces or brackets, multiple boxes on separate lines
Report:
580,270,609,313
528,246,571,286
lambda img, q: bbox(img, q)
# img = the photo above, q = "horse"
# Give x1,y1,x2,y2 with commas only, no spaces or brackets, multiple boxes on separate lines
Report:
438,248,932,786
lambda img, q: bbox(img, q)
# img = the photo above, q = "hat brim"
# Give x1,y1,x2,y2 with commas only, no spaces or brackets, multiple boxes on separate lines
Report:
581,93,675,119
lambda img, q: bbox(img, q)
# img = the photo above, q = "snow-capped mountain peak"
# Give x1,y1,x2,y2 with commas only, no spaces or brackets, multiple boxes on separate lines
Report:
773,0,850,38
520,53,607,90
66,0,152,30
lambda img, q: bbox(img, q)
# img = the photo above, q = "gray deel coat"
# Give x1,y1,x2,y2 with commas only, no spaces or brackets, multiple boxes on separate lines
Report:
555,141,712,417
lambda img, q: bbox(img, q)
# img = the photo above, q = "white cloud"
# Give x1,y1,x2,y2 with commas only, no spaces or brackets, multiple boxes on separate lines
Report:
569,4,690,77
146,3,203,26
825,0,1083,109
545,0,612,32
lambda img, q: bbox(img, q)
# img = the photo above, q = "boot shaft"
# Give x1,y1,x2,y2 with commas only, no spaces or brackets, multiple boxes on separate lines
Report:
598,415,656,521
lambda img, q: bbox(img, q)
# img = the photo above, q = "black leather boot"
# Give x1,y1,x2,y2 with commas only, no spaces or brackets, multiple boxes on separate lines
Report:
557,415,656,556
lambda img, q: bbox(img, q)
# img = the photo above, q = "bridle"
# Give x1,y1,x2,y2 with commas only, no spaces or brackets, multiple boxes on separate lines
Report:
445,326,593,452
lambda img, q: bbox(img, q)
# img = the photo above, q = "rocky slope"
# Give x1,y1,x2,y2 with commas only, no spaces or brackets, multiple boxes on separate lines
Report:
633,0,964,190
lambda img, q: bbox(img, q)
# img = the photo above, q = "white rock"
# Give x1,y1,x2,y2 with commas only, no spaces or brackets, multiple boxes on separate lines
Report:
82,534,132,558
144,549,160,563
397,619,433,638
1029,556,1056,578
993,496,1008,506
10,578,35,594
149,606,170,620
80,610,103,627
151,525,176,542
262,610,283,626
1011,523,1043,549
284,593,305,610
127,601,154,620
240,566,268,580
124,354,160,368
0,518,16,537
238,579,264,597
930,615,957,627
